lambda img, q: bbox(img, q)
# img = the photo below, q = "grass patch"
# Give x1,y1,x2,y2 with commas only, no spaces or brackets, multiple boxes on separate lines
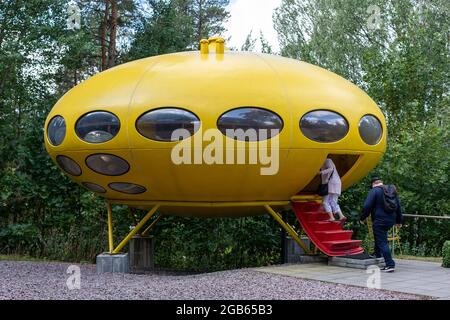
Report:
0,254,91,264
396,255,443,263
0,254,48,262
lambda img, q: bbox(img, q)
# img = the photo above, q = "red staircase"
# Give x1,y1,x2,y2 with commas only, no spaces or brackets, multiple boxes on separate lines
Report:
292,201,364,257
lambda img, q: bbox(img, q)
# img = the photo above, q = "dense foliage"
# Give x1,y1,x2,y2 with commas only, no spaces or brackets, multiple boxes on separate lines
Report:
275,0,450,256
0,0,448,271
443,241,450,268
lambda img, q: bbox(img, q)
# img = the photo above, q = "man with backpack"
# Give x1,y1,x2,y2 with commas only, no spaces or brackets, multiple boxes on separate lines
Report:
360,176,403,272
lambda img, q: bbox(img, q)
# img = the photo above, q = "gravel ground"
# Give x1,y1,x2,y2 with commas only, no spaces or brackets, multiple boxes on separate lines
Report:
0,260,427,300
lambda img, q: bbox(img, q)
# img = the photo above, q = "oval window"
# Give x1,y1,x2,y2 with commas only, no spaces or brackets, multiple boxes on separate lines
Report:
359,115,382,145
85,154,129,176
300,110,349,143
48,116,66,146
217,107,283,141
136,108,200,142
56,155,82,176
82,182,106,193
75,111,120,143
109,182,146,194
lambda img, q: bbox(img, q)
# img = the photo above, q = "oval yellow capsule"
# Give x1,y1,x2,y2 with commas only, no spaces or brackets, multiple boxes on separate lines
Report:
44,38,386,217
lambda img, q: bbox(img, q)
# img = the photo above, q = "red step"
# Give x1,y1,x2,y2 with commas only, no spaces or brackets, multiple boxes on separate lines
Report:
308,221,342,231
322,240,362,250
315,230,353,241
299,202,322,211
302,211,331,221
292,201,364,257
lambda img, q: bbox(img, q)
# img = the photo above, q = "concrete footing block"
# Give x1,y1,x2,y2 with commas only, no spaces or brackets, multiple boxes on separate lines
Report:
129,236,155,274
328,256,385,269
96,253,129,273
295,255,329,264
285,236,328,264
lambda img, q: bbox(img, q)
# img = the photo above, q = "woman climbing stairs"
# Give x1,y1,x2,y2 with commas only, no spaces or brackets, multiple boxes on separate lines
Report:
292,201,364,257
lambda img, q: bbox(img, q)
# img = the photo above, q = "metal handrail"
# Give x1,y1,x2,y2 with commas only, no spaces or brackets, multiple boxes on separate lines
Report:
403,214,450,220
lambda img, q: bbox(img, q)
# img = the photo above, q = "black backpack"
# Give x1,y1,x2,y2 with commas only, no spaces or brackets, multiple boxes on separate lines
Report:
381,185,398,213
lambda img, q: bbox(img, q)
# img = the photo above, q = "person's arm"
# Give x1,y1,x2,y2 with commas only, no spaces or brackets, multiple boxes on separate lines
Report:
320,168,333,175
395,196,403,225
360,189,376,222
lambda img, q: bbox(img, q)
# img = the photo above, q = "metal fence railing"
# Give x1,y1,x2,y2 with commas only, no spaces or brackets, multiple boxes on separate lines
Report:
403,214,450,220
367,214,449,256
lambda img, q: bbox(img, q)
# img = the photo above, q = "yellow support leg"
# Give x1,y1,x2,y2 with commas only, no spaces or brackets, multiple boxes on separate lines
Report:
142,214,163,236
264,205,311,254
107,202,114,254
112,205,160,254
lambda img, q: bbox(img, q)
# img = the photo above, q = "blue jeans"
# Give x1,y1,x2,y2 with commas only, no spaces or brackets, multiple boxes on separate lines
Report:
373,223,395,268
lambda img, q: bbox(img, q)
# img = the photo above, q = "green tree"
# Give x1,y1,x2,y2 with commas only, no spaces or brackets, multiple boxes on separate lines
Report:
127,0,230,60
0,0,134,262
274,0,450,255
241,30,256,51
259,31,273,54
191,0,230,41
274,0,449,130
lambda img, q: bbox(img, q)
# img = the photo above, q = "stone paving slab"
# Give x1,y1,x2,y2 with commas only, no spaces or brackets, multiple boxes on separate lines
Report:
329,256,386,269
255,259,450,299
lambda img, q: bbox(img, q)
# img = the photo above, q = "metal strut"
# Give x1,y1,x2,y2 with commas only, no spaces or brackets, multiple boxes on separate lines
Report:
142,214,163,236
106,201,311,255
264,205,312,254
111,205,160,254
107,202,114,253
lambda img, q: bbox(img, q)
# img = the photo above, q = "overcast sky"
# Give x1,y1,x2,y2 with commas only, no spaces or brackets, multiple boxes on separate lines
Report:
224,0,282,52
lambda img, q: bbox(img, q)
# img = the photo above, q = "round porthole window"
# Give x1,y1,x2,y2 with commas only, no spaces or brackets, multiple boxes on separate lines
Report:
136,108,200,142
217,107,283,141
300,110,349,143
82,182,106,193
75,111,120,143
56,155,82,176
109,182,146,194
359,115,383,145
85,154,130,176
47,116,66,146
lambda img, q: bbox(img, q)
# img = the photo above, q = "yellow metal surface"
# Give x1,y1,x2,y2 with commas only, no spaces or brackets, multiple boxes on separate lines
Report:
109,200,290,207
107,202,114,253
142,214,163,236
44,37,386,217
366,218,402,255
264,205,311,254
109,200,290,217
108,200,290,217
388,226,403,256
291,194,323,203
112,205,160,254
200,39,209,54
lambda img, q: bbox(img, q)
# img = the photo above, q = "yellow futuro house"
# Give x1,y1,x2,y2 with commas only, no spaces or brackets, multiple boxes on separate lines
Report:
44,37,386,218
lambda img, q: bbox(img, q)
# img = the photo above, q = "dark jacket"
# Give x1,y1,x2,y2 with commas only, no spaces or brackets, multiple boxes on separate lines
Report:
360,185,403,227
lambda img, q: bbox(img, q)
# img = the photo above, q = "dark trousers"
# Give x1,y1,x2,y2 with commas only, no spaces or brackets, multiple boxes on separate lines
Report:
372,223,395,268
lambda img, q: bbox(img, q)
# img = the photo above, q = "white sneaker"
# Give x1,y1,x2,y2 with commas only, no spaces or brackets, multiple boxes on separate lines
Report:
381,266,395,273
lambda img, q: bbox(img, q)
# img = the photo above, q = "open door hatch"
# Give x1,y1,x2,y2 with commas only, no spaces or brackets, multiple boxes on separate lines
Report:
299,154,360,193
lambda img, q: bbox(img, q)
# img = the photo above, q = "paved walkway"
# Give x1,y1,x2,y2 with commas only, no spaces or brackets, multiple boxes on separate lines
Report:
255,259,450,299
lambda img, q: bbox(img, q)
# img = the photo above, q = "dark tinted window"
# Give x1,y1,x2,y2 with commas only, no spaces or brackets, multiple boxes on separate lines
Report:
85,154,129,176
300,110,348,143
109,182,146,194
82,182,106,193
56,155,82,176
217,107,283,141
48,116,66,146
76,111,120,143
136,108,200,142
359,115,382,145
